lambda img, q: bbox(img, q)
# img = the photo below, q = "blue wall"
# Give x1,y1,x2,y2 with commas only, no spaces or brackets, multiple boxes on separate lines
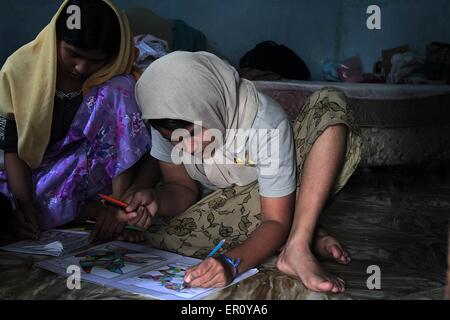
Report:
1,0,449,80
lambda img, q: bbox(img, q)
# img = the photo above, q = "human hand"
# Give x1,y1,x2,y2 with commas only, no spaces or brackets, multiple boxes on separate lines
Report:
11,201,40,240
90,206,126,242
184,257,235,288
118,189,158,230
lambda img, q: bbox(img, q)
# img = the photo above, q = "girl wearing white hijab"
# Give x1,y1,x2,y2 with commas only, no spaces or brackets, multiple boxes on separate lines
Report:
123,51,362,293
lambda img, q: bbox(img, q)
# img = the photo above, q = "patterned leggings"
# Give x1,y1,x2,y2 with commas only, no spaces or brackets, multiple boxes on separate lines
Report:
146,87,363,258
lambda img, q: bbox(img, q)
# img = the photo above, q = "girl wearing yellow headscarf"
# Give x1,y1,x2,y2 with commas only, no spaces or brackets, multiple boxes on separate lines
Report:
0,0,151,240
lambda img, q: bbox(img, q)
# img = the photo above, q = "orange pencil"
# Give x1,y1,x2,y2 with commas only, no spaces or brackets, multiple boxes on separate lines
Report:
96,195,148,234
98,194,129,209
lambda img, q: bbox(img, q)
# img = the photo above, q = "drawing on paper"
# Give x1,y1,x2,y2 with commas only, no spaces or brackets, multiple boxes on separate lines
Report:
138,263,190,292
76,244,165,275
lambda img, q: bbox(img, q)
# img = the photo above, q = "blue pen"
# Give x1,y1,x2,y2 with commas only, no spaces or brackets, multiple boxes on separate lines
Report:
207,239,226,257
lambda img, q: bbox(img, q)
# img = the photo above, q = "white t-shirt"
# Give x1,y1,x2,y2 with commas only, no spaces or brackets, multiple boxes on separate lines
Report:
150,93,297,198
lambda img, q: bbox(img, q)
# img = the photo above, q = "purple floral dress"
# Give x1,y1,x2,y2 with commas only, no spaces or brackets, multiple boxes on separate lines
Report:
0,75,151,230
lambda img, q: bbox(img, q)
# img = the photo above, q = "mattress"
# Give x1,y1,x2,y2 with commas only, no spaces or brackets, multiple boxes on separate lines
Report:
254,80,450,166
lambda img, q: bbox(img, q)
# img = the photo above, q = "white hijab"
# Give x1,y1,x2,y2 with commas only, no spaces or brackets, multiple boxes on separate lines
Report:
136,51,259,189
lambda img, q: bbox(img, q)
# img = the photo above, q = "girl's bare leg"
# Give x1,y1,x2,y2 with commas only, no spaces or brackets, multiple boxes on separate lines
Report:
277,124,350,293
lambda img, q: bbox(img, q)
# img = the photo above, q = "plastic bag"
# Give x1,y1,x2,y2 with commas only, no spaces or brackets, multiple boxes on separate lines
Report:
337,56,365,83
321,60,340,82
322,56,364,83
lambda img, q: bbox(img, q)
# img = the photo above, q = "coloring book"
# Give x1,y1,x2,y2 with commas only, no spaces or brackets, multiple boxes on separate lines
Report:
36,241,258,300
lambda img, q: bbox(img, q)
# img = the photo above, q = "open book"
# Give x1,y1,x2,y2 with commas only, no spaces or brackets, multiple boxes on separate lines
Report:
0,229,90,257
36,241,258,300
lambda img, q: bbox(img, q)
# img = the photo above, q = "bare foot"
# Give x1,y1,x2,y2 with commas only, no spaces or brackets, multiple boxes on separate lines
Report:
277,237,348,293
314,234,351,265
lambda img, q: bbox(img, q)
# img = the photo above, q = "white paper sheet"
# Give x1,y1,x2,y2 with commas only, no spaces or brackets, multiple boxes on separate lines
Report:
0,229,90,256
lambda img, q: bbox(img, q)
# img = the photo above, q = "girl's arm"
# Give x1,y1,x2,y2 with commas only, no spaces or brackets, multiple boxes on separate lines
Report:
153,160,200,217
119,159,199,227
184,194,294,288
122,154,161,197
4,152,40,239
92,154,161,241
225,194,294,272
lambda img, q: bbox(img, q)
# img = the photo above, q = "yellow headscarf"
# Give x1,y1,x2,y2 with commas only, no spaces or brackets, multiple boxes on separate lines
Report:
0,0,137,169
